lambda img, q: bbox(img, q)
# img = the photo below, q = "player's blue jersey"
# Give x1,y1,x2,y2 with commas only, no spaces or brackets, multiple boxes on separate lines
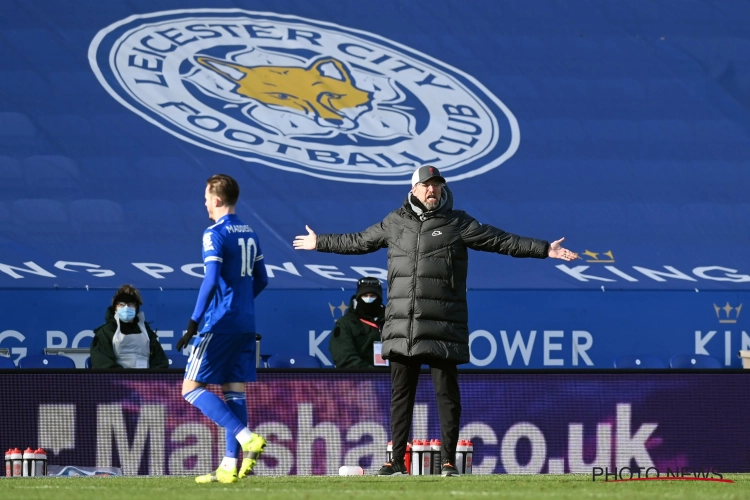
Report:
200,214,263,334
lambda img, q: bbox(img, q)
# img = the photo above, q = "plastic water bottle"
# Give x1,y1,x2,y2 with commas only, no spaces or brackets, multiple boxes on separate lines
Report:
22,448,35,476
386,440,392,463
11,448,22,477
465,441,473,475
410,440,425,475
422,439,432,476
456,440,469,474
430,439,442,475
34,448,47,476
338,465,364,476
4,449,10,477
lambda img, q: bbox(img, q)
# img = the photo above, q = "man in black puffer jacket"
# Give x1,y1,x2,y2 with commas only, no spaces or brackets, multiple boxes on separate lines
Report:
294,166,579,476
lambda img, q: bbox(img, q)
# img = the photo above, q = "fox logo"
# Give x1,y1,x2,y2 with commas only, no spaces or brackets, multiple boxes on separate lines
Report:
195,55,373,131
92,10,515,183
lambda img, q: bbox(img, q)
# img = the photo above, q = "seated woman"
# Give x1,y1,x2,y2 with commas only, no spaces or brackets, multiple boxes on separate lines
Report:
90,284,169,369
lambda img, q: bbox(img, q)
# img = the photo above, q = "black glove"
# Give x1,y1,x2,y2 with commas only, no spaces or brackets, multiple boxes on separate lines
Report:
176,319,199,351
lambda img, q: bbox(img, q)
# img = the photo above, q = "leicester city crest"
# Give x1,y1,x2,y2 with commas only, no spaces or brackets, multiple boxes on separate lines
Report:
90,9,519,184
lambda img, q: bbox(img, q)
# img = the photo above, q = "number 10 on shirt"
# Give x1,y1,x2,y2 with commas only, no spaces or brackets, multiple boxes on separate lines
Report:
238,238,257,277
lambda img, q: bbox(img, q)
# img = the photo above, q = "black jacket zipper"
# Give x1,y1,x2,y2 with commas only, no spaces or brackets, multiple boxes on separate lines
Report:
408,216,424,355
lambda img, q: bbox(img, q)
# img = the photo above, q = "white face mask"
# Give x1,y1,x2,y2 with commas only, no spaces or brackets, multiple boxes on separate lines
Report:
361,296,377,304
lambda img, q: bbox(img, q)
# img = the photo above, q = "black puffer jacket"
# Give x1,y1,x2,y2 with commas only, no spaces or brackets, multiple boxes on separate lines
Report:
317,187,550,363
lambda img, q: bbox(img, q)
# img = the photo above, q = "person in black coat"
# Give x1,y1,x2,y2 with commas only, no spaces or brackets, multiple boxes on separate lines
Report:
329,277,385,369
90,284,169,369
294,165,578,475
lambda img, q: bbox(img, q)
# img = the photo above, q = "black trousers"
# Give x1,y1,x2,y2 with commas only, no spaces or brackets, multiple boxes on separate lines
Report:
390,356,461,465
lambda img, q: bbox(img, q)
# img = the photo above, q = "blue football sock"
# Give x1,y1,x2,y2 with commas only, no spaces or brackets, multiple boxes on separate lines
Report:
184,388,245,438
223,391,247,459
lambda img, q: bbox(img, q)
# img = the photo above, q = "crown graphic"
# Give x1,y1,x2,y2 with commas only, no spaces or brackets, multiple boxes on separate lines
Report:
714,302,742,324
329,301,348,318
580,250,614,263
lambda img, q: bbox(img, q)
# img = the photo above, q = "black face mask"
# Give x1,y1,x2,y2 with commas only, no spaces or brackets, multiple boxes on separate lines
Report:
357,297,383,318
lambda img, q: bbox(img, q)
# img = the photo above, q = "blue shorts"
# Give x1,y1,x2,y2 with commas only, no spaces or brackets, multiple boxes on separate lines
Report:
184,332,256,384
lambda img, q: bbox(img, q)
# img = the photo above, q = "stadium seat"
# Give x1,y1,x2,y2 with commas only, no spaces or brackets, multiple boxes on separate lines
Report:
12,199,72,242
38,114,94,138
125,200,184,240
0,111,36,142
51,71,106,101
19,354,76,369
0,356,17,369
259,354,272,368
0,156,23,200
69,199,127,241
167,355,188,369
266,354,322,368
23,155,82,199
134,156,202,196
614,355,668,369
0,202,11,237
89,115,144,153
669,354,722,369
79,157,136,196
37,115,97,156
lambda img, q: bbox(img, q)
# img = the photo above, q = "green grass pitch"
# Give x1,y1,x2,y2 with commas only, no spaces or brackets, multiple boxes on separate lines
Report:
4,474,750,500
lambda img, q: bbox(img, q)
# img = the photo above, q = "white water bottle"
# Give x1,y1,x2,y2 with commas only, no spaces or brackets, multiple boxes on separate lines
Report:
455,440,468,474
22,448,35,476
410,440,426,475
4,449,11,477
338,466,364,476
422,439,432,476
34,448,47,476
386,440,393,463
465,441,473,475
430,439,442,475
11,448,22,477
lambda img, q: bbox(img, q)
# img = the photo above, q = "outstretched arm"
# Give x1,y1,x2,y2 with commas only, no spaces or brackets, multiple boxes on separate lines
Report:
293,225,317,250
460,216,550,258
547,237,578,261
460,215,578,261
294,221,388,255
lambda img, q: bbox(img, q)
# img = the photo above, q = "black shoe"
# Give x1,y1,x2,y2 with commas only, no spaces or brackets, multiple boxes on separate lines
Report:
441,461,459,476
376,460,407,476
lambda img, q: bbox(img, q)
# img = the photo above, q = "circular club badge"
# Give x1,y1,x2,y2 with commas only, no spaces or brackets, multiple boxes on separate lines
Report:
90,9,518,184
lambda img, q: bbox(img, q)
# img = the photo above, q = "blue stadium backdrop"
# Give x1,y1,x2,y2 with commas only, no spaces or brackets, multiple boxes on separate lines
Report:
0,1,748,368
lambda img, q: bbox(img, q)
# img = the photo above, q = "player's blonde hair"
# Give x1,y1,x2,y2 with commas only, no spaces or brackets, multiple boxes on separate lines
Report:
206,174,239,206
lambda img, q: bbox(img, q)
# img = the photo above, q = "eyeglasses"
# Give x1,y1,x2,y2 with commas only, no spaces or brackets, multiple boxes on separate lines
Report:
116,302,137,308
416,181,444,189
358,277,381,287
